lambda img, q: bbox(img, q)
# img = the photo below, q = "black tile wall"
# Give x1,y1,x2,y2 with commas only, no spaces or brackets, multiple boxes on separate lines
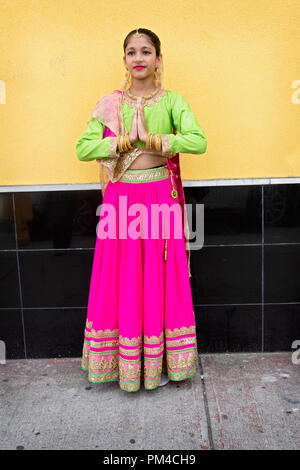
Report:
0,185,299,359
0,194,16,249
264,245,300,303
264,304,300,351
23,308,86,358
0,252,21,308
190,245,262,304
0,309,25,359
185,185,262,246
14,190,102,249
18,250,94,308
195,305,262,352
263,184,300,243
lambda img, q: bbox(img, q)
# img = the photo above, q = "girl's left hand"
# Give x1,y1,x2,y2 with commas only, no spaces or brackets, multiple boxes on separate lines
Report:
136,98,148,143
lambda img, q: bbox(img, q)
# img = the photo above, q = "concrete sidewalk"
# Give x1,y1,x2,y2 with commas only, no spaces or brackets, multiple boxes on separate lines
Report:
0,352,299,450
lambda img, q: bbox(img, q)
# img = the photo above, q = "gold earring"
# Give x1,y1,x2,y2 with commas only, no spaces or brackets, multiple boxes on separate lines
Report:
156,62,164,88
121,69,131,92
154,66,161,87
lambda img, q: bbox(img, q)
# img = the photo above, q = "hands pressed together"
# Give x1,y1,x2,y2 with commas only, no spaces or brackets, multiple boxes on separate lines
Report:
97,98,161,163
128,97,148,144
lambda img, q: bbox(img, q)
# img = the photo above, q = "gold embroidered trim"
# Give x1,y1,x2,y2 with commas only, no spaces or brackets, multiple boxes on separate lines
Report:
119,362,142,382
85,327,119,339
160,134,172,156
89,354,119,372
82,319,198,391
111,147,144,182
108,137,119,158
119,166,169,182
118,347,164,357
122,88,167,108
165,325,196,337
119,346,143,357
166,337,196,347
82,342,198,391
167,350,197,371
119,334,143,346
144,332,164,343
144,361,163,379
84,321,195,342
132,146,164,156
144,345,164,355
90,339,119,348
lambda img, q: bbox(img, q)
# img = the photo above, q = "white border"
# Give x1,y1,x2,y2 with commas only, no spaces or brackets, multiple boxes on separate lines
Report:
1,177,300,192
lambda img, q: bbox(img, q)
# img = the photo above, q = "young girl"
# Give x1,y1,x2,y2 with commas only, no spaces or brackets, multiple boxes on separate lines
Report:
76,28,207,392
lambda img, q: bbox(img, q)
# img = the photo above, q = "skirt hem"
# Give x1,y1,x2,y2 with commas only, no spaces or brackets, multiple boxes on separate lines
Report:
81,359,197,392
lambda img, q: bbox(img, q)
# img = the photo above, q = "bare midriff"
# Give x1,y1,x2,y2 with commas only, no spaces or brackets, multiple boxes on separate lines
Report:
127,152,168,170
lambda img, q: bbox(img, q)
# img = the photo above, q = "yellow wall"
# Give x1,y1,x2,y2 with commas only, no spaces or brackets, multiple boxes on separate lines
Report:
1,0,300,186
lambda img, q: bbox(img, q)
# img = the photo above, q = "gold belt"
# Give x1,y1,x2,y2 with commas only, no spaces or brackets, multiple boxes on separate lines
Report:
119,166,169,182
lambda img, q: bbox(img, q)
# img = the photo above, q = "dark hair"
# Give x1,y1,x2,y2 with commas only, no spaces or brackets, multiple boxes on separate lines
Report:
123,28,161,56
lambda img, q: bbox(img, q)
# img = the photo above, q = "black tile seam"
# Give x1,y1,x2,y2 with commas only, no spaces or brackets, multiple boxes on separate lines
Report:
2,242,300,254
193,302,300,306
1,301,300,311
0,248,96,253
12,194,27,359
197,355,215,450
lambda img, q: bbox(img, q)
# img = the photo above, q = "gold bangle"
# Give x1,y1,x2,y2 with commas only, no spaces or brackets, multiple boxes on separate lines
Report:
157,134,162,151
149,133,155,150
146,133,152,150
119,135,124,153
118,135,124,153
154,134,161,151
117,135,122,153
121,135,127,152
125,133,133,150
152,134,157,150
152,133,157,150
119,135,126,153
122,135,127,152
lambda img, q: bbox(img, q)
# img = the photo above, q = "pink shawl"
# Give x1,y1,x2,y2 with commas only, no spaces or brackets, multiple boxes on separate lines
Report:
91,89,191,278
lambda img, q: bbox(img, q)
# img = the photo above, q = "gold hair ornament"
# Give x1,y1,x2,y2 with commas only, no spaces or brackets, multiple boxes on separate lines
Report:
134,29,142,37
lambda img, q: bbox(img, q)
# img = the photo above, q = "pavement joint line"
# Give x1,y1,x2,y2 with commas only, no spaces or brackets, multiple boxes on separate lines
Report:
198,354,215,450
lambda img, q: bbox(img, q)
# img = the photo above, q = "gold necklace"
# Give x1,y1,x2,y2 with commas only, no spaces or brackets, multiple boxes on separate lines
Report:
126,87,160,101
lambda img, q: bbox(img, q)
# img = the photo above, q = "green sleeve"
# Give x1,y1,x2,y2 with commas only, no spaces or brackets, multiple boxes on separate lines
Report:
75,117,120,162
160,92,207,157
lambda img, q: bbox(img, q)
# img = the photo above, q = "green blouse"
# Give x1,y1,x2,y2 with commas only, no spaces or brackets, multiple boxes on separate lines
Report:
76,90,207,162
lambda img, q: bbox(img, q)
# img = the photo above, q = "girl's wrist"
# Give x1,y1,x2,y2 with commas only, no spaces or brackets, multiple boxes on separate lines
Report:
118,133,134,152
145,133,162,151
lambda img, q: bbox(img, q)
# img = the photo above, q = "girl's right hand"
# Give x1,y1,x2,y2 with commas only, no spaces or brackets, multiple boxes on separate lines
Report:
128,104,138,144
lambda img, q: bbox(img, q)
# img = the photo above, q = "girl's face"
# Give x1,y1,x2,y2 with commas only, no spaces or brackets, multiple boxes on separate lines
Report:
123,35,162,84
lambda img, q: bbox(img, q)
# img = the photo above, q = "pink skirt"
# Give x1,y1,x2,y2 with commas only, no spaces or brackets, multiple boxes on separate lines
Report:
81,165,198,392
